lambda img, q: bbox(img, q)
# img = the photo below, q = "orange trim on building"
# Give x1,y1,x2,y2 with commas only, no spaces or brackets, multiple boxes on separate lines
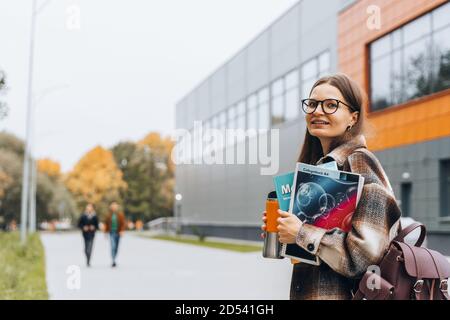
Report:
338,0,450,152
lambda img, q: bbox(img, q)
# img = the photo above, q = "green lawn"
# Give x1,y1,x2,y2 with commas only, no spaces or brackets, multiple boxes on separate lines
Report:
0,232,48,300
144,235,263,253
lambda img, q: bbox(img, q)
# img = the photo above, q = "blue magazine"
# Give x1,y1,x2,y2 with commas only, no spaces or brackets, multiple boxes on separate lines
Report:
273,161,338,211
280,162,364,265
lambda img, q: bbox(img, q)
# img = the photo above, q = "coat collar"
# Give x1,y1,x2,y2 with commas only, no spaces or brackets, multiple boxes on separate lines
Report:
316,134,368,167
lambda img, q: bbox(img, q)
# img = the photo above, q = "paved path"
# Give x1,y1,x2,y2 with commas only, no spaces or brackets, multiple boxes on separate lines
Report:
41,232,292,300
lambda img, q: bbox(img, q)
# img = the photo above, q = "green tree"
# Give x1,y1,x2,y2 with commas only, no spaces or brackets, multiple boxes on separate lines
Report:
0,132,77,228
111,136,174,223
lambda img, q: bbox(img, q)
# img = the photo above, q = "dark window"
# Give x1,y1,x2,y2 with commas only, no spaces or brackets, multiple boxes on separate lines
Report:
400,183,412,217
369,2,450,111
440,159,450,217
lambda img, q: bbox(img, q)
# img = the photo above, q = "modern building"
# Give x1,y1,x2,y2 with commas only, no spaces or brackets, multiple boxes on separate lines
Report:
174,0,450,254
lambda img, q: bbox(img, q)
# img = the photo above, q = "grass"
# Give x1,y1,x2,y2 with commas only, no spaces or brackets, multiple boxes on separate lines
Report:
0,232,48,300
145,235,263,253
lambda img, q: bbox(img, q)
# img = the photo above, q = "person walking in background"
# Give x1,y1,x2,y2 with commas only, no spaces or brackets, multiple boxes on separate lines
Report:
78,203,99,267
104,201,126,267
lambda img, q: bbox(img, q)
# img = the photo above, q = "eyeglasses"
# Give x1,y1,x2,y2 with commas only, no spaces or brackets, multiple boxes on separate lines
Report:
301,98,355,115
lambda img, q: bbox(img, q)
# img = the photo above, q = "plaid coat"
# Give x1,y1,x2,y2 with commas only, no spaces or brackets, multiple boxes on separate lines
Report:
290,134,402,300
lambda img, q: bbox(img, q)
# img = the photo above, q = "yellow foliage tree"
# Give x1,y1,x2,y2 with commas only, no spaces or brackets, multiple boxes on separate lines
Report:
65,146,127,218
138,132,175,214
138,132,175,175
37,158,61,179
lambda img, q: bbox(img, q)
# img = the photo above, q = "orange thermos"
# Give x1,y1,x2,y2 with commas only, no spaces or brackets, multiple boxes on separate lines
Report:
262,191,284,259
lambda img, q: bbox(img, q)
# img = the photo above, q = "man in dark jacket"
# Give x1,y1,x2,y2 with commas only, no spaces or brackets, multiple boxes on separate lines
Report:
78,203,99,267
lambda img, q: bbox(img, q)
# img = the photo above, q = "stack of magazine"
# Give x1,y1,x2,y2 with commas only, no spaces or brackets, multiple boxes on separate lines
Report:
273,161,364,265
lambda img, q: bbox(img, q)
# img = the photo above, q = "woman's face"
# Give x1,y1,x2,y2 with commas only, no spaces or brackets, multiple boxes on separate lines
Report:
305,83,359,139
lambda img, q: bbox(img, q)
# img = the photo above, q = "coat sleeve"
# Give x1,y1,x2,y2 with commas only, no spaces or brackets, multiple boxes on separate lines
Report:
78,215,84,230
295,150,401,279
94,216,99,230
119,213,126,232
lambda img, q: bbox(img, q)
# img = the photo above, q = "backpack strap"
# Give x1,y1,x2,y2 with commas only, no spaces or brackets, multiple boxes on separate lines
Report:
426,249,450,300
394,222,426,247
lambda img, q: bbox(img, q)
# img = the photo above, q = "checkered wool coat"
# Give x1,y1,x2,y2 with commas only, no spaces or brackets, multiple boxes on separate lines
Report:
290,134,402,300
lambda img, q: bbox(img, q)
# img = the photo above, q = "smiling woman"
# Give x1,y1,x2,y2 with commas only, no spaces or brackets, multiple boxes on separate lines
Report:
300,74,367,158
261,73,403,300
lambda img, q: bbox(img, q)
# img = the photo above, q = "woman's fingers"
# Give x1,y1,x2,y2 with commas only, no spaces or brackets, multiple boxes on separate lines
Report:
261,224,266,231
260,232,266,239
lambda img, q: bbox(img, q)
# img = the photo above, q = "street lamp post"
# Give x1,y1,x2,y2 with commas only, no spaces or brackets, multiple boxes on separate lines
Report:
28,84,70,234
175,193,182,234
20,0,52,243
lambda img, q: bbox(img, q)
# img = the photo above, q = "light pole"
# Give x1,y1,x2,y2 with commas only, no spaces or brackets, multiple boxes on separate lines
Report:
20,0,52,243
175,193,182,234
28,84,69,233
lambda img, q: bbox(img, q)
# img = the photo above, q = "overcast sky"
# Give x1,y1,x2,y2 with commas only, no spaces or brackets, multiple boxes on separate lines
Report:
0,0,298,172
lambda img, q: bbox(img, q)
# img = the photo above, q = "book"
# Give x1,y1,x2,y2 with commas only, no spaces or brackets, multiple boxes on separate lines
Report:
272,161,338,265
279,162,364,265
273,161,338,212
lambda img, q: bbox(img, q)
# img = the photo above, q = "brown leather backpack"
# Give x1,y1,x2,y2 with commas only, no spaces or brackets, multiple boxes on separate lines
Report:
353,223,450,300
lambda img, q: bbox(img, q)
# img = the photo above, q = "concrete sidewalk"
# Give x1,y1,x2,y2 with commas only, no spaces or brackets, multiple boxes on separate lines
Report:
41,232,292,300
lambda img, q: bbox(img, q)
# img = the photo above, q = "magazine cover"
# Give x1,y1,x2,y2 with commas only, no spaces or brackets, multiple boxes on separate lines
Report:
273,161,338,211
281,162,364,265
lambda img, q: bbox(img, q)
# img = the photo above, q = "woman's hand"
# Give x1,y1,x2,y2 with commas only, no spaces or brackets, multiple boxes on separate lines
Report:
260,211,267,239
277,209,303,244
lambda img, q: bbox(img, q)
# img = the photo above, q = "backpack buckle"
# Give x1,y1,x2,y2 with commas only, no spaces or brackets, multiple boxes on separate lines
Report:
440,280,448,291
413,280,424,293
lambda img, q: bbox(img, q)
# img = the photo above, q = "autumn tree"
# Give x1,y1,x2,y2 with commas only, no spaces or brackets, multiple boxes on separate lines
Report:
111,132,175,223
65,146,127,219
38,158,61,179
0,132,77,227
138,132,175,215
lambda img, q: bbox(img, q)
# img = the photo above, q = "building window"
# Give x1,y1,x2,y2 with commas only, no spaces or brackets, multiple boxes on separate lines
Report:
227,105,236,130
370,2,450,111
219,110,227,130
440,159,450,217
318,51,331,77
400,182,412,217
211,115,218,129
270,68,302,127
236,101,246,130
247,94,258,135
285,69,299,121
258,87,270,130
226,105,237,146
225,101,246,146
271,78,284,126
301,51,331,100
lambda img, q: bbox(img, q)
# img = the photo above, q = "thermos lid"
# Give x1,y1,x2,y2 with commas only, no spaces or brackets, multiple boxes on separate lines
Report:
267,190,277,199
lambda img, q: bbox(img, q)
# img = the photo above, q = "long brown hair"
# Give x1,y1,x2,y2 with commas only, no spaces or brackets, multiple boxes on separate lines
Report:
297,73,373,165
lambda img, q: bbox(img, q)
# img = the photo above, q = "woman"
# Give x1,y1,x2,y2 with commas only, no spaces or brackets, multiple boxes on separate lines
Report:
261,73,402,300
78,203,99,267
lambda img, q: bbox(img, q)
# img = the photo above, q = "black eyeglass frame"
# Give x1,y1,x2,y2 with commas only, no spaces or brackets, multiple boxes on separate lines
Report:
301,98,356,114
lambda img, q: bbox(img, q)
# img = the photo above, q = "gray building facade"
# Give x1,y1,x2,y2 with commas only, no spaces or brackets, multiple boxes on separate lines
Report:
174,0,450,255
